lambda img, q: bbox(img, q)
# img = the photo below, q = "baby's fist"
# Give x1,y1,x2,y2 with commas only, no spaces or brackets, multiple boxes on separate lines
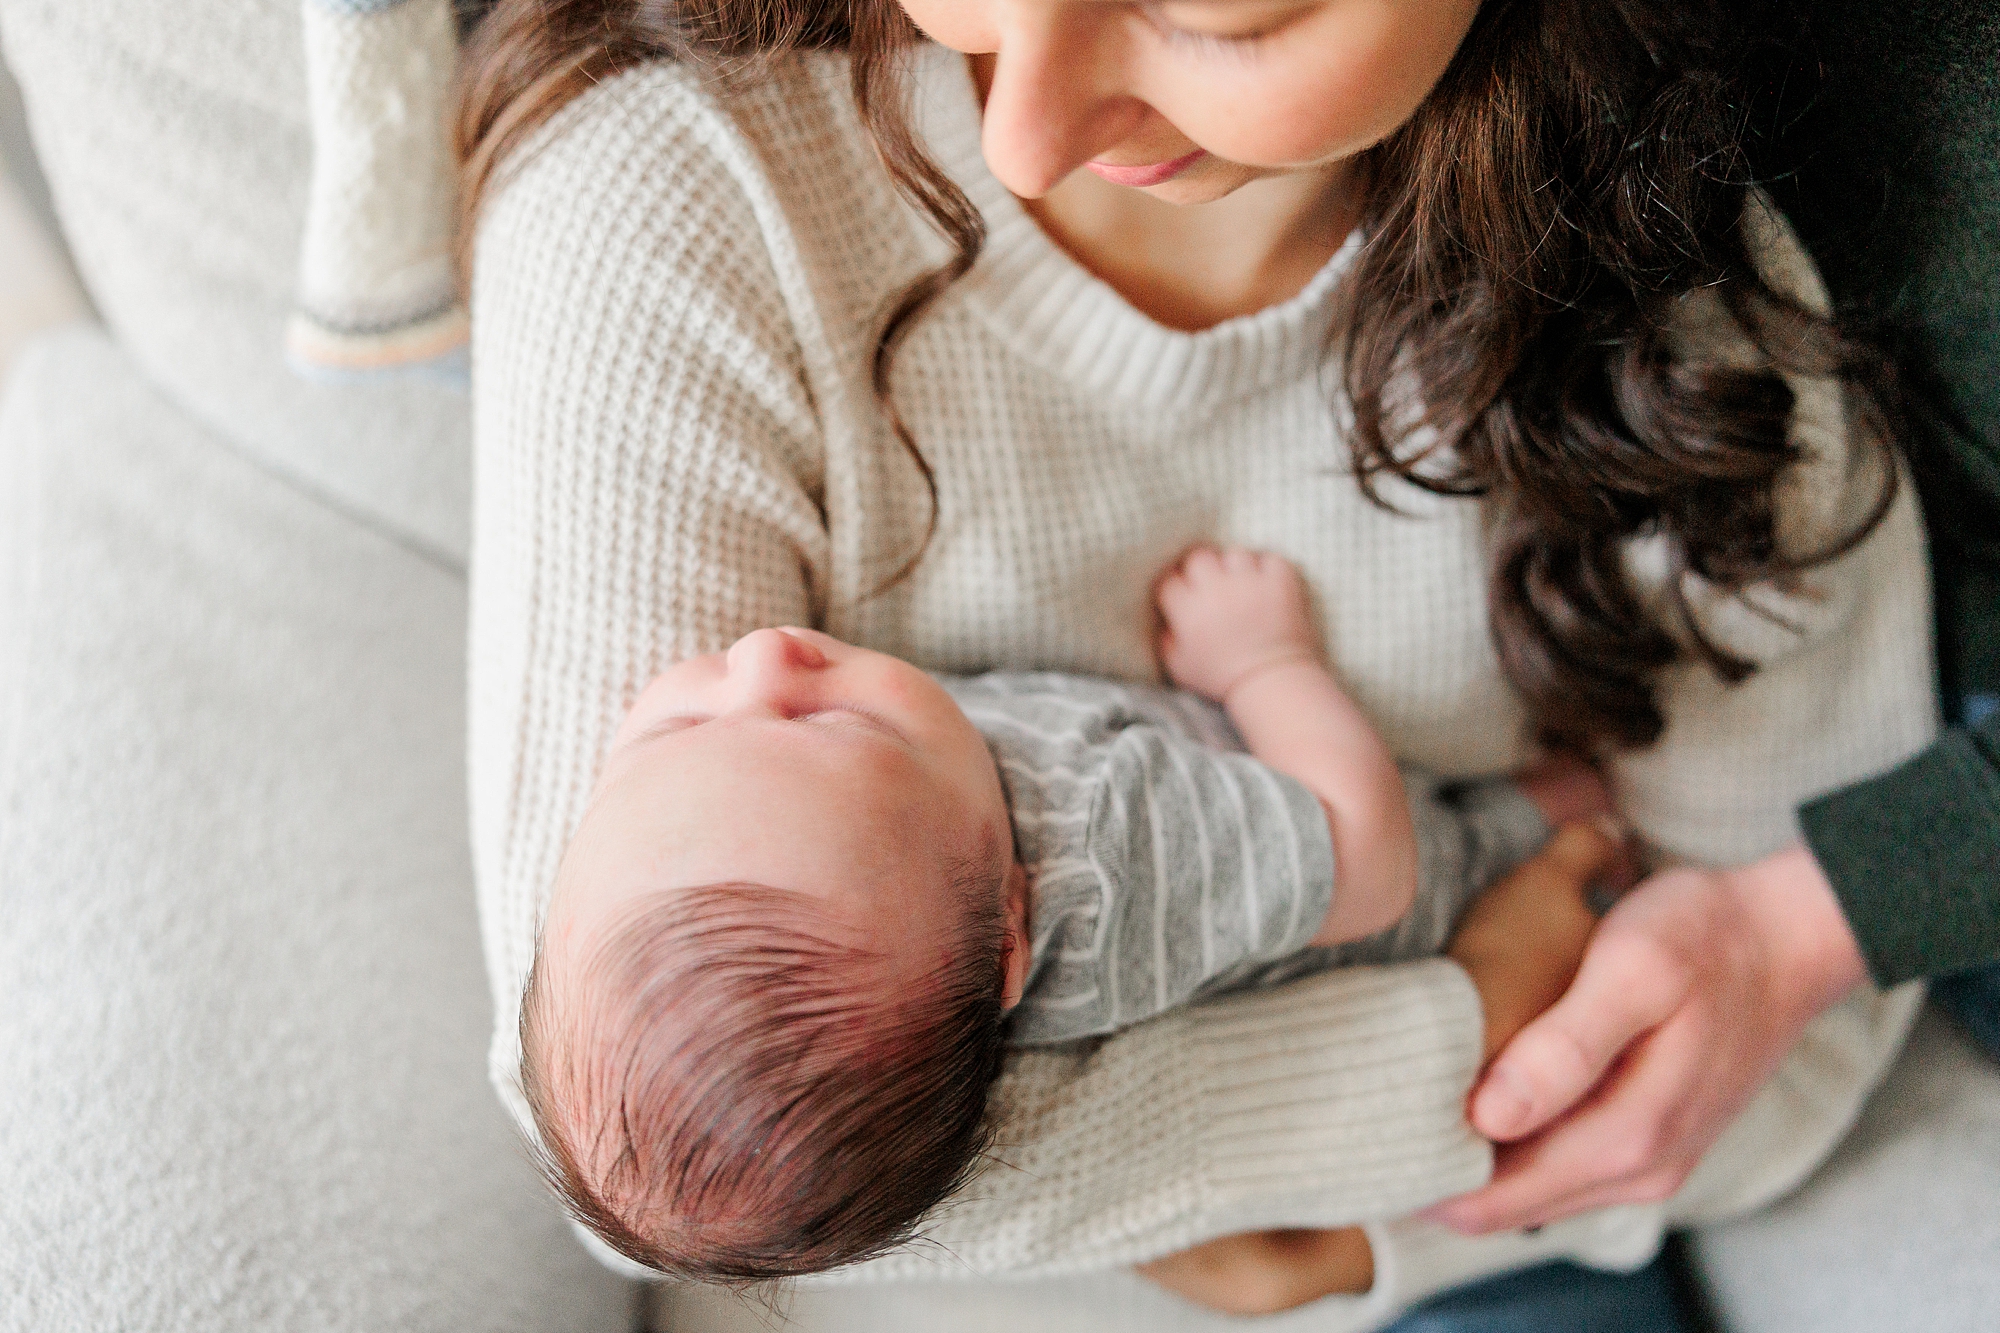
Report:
1156,547,1321,703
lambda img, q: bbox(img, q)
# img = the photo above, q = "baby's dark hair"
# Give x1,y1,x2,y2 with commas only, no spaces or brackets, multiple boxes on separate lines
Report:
519,872,1010,1280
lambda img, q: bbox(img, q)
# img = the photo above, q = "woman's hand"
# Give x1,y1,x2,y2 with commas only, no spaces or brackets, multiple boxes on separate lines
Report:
1428,844,1869,1233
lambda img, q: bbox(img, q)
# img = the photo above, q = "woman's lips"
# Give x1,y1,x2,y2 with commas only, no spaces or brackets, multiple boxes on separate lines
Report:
1085,148,1207,188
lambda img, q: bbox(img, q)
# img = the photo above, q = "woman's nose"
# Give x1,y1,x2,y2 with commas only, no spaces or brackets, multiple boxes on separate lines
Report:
979,9,1148,198
724,627,827,705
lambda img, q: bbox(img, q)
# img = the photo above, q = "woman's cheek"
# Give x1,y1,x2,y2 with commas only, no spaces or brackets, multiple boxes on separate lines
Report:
896,0,997,53
1157,0,1473,168
1166,77,1378,169
1165,45,1444,168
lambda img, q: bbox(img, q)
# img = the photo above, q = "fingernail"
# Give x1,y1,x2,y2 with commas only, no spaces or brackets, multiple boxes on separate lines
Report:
1592,813,1627,842
1474,1068,1532,1137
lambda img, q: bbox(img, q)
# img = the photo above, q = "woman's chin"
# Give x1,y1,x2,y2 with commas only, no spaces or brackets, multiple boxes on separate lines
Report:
1135,161,1289,209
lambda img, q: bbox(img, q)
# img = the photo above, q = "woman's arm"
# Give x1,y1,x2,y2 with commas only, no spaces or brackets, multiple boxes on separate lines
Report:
1801,709,2000,985
472,65,1500,1280
468,66,829,1130
1433,197,1943,1235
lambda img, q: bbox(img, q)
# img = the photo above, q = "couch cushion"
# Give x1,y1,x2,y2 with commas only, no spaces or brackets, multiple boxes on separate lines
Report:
1691,1010,2000,1333
0,0,469,563
0,329,628,1332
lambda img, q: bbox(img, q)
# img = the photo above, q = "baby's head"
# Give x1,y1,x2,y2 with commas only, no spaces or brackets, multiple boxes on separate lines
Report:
521,628,1031,1279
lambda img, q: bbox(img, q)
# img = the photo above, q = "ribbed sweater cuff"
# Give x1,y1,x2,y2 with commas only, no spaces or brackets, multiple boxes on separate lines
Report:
1191,958,1493,1235
1801,716,2000,986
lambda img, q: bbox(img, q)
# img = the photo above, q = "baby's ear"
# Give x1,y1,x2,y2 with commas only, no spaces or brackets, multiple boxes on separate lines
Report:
999,862,1031,1011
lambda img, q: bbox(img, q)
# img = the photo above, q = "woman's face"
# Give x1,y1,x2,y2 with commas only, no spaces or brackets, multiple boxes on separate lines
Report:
895,0,1482,204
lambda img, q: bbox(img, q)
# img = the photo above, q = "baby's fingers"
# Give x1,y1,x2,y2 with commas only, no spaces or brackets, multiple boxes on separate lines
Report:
1173,544,1225,581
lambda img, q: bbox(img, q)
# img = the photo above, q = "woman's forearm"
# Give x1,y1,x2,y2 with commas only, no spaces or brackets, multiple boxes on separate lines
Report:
827,960,1491,1283
1799,712,2000,985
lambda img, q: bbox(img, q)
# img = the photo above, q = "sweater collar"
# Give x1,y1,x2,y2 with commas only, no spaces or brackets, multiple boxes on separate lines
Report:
907,44,1360,415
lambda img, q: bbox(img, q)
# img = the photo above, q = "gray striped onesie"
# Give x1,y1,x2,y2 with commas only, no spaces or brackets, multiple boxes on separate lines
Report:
942,673,1552,1046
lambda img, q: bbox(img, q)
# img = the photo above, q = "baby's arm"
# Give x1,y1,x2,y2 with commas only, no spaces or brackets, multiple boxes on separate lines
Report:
1156,547,1417,945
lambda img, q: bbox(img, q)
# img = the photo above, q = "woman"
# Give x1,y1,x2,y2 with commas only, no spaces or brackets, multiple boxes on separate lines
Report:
455,0,1935,1322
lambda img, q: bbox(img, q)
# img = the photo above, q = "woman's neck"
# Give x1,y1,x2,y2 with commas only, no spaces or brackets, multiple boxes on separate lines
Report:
1024,170,1360,331
969,59,1362,332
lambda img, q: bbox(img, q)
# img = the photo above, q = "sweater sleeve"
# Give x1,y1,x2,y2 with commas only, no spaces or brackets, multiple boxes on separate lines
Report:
468,68,831,1123
468,66,1494,1278
1801,711,2000,985
832,960,1489,1282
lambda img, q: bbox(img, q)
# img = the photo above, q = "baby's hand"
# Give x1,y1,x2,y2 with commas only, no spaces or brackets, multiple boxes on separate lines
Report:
1513,751,1614,829
1512,752,1640,899
1156,546,1321,703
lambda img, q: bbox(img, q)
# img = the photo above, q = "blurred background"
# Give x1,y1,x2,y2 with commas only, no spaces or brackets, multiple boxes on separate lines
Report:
0,32,88,380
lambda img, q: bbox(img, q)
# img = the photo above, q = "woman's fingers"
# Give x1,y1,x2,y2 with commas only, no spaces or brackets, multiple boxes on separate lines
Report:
1433,854,1855,1236
1434,1006,1713,1233
1468,922,1689,1141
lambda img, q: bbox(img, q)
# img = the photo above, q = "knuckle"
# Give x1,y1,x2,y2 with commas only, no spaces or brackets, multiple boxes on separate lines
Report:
1522,1023,1602,1097
1438,1198,1501,1233
1598,934,1694,1013
1629,1167,1686,1205
1612,1119,1670,1177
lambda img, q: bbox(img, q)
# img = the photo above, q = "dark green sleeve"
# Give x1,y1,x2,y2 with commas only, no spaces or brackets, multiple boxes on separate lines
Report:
1800,711,2000,986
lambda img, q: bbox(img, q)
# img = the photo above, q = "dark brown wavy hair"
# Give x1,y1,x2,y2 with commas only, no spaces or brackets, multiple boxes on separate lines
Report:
454,0,1900,753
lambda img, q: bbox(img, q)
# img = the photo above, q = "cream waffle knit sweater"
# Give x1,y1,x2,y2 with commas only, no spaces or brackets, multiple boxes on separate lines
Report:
467,47,1936,1296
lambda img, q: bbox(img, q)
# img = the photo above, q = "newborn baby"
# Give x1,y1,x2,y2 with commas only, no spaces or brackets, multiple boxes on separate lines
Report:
521,547,1562,1282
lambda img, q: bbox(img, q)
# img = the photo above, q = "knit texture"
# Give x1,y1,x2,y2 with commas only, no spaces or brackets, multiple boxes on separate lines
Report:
0,331,633,1333
290,0,468,378
1802,714,2000,984
0,0,472,562
468,50,1937,1280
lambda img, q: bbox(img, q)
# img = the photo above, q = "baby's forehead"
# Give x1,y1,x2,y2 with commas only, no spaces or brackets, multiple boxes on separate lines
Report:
558,725,986,975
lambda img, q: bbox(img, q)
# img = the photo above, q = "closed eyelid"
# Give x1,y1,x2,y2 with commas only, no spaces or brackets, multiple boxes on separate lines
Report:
629,706,907,747
628,713,711,746
806,705,910,745
1145,0,1307,43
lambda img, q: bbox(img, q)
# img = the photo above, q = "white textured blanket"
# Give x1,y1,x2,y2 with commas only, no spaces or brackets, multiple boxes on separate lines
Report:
289,0,466,380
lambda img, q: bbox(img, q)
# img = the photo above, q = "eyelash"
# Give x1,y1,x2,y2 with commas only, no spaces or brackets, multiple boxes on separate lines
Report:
1142,4,1277,59
658,705,890,729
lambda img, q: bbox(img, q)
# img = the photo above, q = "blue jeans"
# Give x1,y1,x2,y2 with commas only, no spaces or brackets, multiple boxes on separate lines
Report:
1382,1256,1692,1333
1934,960,2000,1061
